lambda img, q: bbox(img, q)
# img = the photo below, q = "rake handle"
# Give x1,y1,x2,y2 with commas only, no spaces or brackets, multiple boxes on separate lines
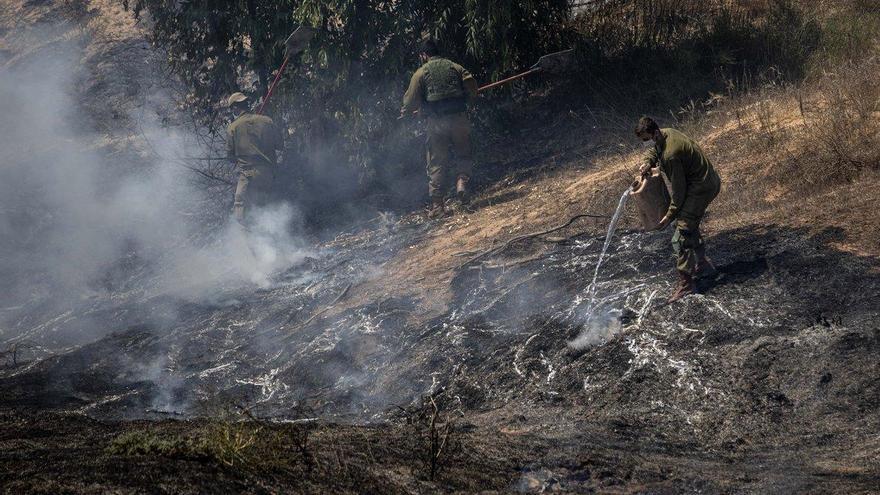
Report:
258,55,290,115
478,68,541,93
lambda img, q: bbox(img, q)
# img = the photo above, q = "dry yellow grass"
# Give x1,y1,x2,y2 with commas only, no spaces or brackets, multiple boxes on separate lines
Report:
338,65,880,320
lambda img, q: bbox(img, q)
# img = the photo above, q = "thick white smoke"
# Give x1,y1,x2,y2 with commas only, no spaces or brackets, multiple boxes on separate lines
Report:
161,204,311,300
0,36,306,345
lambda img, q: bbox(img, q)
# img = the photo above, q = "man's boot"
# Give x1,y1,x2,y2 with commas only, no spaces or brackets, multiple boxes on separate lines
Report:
668,271,696,303
455,174,470,204
427,196,448,219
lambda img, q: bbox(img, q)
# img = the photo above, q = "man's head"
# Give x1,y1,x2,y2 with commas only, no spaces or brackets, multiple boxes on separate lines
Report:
226,92,249,117
635,116,663,142
419,38,440,64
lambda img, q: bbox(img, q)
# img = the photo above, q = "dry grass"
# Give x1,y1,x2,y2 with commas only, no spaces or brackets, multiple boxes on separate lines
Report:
108,413,315,474
689,56,880,240
336,48,880,320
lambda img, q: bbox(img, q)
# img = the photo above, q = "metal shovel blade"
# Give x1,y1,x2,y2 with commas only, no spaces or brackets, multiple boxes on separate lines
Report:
284,26,316,57
530,49,575,74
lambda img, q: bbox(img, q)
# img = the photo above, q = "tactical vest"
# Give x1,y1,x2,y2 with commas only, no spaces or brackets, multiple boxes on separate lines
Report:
230,114,277,166
422,58,467,115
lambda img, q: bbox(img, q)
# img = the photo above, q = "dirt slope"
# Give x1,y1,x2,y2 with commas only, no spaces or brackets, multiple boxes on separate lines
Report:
1,0,879,494
342,85,880,322
0,0,180,146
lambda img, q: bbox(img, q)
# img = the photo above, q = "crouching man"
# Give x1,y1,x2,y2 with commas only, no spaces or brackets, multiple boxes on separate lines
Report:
636,117,721,302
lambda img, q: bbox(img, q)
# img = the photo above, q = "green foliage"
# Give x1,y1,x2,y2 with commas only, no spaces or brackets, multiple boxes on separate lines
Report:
107,424,261,467
106,421,305,470
202,420,263,467
123,0,300,113
123,0,570,115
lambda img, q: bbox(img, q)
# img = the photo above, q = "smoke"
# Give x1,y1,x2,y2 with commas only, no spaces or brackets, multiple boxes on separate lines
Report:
161,204,311,300
567,308,624,350
0,33,306,344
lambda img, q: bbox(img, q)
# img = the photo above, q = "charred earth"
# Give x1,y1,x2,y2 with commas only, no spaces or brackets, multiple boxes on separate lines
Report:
1,0,879,493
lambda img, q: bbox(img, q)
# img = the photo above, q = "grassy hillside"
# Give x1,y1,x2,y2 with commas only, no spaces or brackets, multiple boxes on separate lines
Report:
335,1,880,320
1,1,878,494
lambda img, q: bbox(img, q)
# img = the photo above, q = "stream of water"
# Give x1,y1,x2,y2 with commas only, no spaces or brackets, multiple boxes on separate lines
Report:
568,188,633,349
585,188,631,308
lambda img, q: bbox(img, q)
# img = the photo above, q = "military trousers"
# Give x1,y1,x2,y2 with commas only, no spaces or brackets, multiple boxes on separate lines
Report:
233,163,274,222
671,174,721,275
425,112,473,199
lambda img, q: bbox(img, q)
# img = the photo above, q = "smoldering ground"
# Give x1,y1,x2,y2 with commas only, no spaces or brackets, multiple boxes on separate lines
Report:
0,16,446,420
0,37,781,423
1,10,875,431
0,36,311,348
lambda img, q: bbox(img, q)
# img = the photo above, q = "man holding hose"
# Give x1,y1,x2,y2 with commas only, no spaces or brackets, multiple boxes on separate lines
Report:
636,117,721,302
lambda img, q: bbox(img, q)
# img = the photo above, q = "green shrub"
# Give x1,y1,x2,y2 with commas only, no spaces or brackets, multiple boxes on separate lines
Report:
107,423,261,466
108,419,313,471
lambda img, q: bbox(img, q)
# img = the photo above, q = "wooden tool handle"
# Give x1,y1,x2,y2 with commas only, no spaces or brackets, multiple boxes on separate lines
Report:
478,68,541,93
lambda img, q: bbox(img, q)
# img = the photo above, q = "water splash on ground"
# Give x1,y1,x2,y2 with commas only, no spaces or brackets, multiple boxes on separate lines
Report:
569,188,632,349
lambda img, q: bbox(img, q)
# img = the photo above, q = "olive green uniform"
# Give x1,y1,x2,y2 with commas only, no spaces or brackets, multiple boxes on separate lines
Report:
401,56,478,200
645,128,721,275
227,113,283,221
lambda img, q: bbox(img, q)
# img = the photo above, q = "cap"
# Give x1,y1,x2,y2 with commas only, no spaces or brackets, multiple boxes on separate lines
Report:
226,92,248,107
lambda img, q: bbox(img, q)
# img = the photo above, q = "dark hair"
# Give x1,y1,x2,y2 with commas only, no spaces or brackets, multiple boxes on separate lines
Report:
635,116,660,136
420,39,440,57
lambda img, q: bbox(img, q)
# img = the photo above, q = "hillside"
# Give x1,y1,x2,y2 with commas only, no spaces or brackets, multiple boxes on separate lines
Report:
1,0,879,493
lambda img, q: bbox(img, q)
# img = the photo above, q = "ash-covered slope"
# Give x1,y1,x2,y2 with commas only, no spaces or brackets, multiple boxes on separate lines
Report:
3,201,879,432
0,0,291,350
1,0,879,492
3,208,880,491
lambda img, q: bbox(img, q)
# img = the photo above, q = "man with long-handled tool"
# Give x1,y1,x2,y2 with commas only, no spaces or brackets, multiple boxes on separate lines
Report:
227,92,283,223
227,26,315,224
401,39,479,219
401,42,572,219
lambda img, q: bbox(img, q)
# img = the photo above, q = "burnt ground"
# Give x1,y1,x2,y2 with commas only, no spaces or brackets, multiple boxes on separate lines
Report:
2,219,879,493
2,1,879,492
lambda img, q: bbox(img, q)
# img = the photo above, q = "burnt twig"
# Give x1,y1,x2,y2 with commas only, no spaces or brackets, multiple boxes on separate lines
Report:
176,161,235,186
468,253,551,270
427,395,452,481
458,213,608,270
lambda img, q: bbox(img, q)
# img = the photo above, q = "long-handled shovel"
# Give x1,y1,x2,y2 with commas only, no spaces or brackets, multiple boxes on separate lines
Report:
257,25,317,115
478,49,574,93
398,48,574,119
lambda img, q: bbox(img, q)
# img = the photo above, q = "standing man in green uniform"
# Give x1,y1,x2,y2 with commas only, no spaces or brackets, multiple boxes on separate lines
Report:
226,92,284,223
401,39,479,218
636,117,722,302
